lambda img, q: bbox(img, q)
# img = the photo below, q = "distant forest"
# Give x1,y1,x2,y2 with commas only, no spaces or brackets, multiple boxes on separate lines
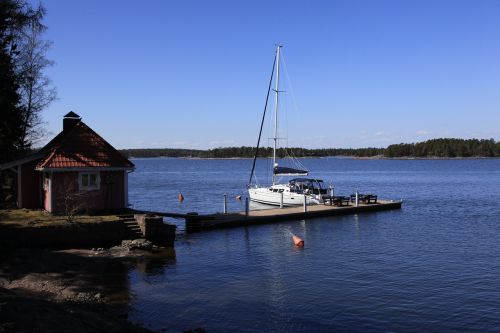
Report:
120,138,500,159
384,138,500,158
120,147,385,158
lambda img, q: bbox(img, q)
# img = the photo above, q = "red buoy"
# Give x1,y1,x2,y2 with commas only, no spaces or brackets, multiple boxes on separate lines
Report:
178,193,184,202
292,234,304,247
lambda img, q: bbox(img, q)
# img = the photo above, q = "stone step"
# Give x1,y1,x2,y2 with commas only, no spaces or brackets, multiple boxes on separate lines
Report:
120,217,144,240
123,220,142,238
123,237,142,241
126,226,141,230
124,221,139,226
124,222,139,227
125,233,143,240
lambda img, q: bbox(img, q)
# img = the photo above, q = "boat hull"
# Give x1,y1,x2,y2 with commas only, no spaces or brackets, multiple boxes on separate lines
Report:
248,187,320,207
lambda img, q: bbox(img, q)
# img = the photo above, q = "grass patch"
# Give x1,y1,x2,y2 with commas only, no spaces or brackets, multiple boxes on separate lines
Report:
0,209,119,228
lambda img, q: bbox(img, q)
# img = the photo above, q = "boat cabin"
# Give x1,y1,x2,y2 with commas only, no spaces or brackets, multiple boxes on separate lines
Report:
288,178,327,195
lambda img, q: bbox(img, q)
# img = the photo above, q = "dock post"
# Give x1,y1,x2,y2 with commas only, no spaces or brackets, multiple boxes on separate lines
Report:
303,195,307,212
223,194,227,214
245,197,249,216
280,192,284,208
355,191,359,207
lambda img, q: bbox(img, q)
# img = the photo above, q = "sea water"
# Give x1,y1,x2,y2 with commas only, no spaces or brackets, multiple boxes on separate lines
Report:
128,158,500,332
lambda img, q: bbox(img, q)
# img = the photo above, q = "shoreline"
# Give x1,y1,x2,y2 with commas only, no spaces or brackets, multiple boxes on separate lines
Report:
354,156,500,160
128,155,500,160
0,246,175,333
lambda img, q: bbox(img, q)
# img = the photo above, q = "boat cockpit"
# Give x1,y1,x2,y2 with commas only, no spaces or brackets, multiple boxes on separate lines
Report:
288,178,327,195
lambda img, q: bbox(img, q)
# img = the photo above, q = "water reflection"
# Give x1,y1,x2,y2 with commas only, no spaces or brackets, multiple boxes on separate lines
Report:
134,248,177,278
244,227,251,252
352,214,360,237
298,219,307,236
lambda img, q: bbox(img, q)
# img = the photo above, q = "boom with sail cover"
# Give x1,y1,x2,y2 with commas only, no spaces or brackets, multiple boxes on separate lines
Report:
273,166,308,176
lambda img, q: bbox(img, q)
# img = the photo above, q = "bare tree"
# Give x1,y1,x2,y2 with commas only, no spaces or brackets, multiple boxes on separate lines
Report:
59,184,99,223
15,4,56,149
62,189,85,223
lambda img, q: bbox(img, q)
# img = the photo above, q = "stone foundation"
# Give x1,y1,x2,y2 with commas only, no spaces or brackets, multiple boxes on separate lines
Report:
0,221,125,249
134,214,176,247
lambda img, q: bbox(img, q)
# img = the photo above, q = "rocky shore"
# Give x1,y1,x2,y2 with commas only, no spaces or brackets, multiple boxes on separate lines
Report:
0,240,175,333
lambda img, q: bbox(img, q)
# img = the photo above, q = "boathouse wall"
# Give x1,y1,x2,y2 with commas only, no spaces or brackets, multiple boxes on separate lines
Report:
50,171,126,213
19,160,42,209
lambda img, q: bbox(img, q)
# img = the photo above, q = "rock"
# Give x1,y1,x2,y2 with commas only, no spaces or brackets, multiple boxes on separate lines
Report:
73,292,98,303
94,293,102,300
0,277,9,287
183,328,206,333
121,239,153,251
75,292,87,301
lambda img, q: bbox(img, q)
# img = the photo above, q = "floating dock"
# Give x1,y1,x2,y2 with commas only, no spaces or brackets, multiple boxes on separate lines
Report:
179,199,402,231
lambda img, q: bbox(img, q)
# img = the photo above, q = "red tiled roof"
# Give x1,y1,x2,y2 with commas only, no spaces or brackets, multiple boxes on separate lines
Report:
36,121,134,169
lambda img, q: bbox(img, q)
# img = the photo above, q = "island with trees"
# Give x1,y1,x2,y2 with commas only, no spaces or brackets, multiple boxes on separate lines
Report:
120,138,500,159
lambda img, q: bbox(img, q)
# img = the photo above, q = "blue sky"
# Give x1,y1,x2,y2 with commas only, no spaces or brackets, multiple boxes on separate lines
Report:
38,0,500,149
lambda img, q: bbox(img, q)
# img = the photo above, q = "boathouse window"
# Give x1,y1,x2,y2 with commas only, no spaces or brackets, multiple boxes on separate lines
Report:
79,172,100,190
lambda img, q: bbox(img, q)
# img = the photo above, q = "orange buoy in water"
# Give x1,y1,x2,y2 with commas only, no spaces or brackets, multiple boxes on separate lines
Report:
235,195,242,200
292,234,304,247
178,193,184,202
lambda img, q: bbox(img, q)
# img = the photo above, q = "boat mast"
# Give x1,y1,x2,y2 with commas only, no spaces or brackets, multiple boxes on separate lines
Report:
272,45,281,185
248,49,277,187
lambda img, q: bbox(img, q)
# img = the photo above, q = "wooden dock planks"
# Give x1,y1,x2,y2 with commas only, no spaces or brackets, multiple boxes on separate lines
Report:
185,200,403,230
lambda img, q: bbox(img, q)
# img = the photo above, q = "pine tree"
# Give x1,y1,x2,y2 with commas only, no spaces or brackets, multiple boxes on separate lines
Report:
0,0,24,162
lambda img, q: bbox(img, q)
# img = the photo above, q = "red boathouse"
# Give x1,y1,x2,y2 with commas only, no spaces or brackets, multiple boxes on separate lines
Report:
0,112,134,213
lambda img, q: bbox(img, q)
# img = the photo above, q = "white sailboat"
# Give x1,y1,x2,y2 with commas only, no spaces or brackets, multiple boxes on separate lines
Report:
247,45,328,206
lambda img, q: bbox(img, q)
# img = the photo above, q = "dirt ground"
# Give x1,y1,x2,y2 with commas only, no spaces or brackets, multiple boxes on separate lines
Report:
0,247,175,333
